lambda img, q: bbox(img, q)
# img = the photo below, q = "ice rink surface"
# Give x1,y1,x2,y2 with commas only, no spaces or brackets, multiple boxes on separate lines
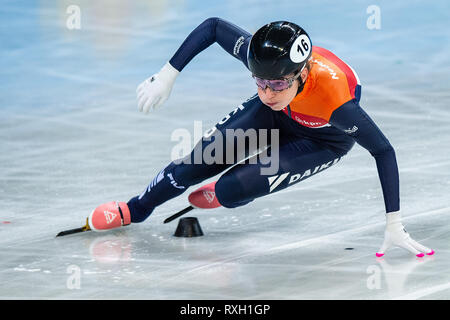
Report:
1,0,450,299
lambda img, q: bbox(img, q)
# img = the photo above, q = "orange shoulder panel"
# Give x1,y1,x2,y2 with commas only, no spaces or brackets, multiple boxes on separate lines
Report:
289,48,353,122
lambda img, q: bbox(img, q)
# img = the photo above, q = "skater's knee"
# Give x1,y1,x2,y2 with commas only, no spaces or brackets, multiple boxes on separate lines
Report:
215,171,253,208
168,160,225,188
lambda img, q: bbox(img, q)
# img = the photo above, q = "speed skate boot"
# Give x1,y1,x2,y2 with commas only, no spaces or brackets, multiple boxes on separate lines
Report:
188,181,222,209
88,201,131,232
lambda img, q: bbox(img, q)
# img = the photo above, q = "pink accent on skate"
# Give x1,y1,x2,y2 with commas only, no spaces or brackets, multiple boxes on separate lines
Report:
188,181,222,209
426,250,435,256
88,201,131,232
375,253,384,258
416,253,425,258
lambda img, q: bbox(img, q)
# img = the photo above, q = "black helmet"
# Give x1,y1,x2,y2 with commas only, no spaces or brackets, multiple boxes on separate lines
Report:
248,21,312,80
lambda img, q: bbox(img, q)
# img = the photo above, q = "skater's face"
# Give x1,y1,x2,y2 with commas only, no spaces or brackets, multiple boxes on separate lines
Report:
257,67,309,111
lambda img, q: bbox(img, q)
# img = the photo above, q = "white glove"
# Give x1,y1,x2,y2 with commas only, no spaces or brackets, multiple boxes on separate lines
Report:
376,211,434,258
136,62,179,113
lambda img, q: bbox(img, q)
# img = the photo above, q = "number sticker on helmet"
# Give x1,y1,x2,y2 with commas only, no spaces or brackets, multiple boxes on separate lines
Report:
290,34,311,63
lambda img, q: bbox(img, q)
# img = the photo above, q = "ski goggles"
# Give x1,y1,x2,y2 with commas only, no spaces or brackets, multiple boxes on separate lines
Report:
252,67,303,92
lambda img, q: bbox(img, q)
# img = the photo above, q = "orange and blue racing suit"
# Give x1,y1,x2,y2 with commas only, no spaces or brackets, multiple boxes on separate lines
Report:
128,18,399,222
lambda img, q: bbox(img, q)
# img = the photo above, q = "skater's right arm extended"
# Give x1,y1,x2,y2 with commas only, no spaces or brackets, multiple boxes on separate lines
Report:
169,17,252,71
137,18,252,113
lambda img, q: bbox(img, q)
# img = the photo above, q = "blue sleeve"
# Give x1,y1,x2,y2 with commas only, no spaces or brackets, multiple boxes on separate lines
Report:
329,100,400,213
169,17,252,72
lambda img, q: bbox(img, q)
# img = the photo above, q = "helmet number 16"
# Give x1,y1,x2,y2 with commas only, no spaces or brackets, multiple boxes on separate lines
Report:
297,39,309,55
290,34,311,63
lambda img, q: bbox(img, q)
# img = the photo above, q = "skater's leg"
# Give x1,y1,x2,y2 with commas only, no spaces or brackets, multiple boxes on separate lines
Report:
215,138,348,208
128,95,278,222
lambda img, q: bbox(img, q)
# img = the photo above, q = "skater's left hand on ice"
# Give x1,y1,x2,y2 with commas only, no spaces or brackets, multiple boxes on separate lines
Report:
376,211,434,258
137,62,179,113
